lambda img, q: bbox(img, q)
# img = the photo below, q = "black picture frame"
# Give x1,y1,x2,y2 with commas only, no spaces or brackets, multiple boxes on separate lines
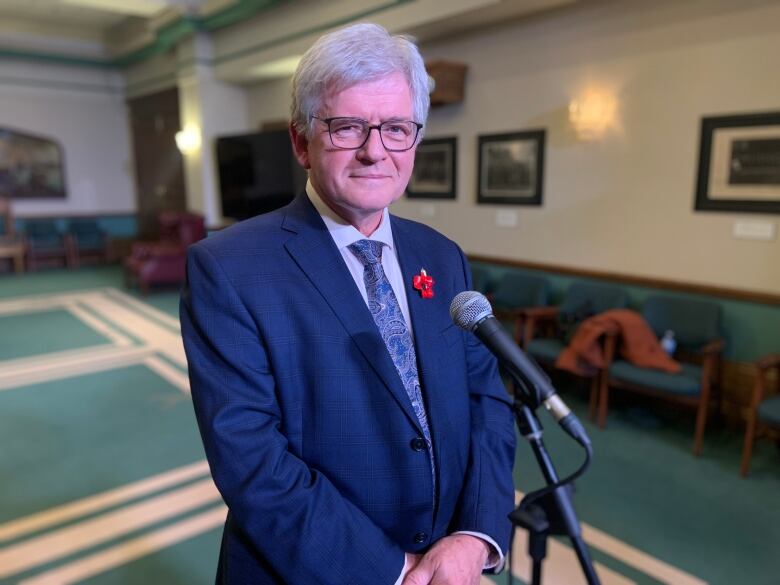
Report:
0,127,67,199
694,111,780,214
477,129,545,205
407,136,457,199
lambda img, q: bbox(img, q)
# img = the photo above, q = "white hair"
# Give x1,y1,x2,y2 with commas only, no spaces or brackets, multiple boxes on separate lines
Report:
290,23,430,139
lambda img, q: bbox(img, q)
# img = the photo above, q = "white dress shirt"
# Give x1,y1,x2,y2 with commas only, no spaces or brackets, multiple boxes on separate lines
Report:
305,183,504,582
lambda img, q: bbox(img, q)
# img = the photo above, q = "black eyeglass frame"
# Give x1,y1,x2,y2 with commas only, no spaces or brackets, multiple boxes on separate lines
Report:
312,116,423,152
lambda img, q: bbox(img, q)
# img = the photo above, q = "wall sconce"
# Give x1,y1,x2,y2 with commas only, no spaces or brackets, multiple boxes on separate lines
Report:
569,90,617,140
175,125,201,154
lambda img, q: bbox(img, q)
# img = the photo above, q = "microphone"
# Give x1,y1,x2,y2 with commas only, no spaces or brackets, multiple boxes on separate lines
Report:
450,291,590,447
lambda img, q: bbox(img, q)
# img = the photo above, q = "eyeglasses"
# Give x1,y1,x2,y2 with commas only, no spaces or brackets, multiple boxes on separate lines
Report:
312,116,422,152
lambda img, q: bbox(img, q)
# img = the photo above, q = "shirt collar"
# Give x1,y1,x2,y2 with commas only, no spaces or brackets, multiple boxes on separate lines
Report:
306,180,395,252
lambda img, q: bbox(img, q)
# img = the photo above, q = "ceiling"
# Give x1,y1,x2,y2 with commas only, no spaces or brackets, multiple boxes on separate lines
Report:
0,0,208,22
0,0,578,81
0,0,215,49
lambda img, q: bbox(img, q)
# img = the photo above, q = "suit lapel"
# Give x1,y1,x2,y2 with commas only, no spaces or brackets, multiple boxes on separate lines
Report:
391,217,453,447
282,196,422,431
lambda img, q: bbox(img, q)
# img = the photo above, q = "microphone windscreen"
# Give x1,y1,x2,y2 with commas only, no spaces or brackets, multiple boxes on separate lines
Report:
450,291,493,331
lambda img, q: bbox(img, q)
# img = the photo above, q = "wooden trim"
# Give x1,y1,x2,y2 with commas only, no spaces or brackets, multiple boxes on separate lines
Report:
17,213,136,221
468,254,780,306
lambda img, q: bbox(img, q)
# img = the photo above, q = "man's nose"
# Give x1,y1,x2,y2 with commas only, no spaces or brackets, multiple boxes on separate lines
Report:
357,127,388,162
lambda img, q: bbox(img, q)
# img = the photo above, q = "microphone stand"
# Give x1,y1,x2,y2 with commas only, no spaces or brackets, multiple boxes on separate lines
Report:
508,393,601,585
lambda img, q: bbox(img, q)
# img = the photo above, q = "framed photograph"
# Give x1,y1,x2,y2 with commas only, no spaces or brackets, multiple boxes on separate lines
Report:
0,127,66,199
477,129,545,205
407,136,457,199
694,111,780,214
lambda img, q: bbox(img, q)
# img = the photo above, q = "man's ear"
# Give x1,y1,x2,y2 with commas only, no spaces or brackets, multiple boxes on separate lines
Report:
289,123,311,169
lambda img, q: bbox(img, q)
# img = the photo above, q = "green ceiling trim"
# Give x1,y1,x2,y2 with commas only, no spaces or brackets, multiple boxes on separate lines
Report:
201,0,284,30
125,0,415,94
0,0,286,70
113,16,203,67
7,0,415,91
0,47,111,69
0,75,120,94
212,0,414,65
0,0,415,72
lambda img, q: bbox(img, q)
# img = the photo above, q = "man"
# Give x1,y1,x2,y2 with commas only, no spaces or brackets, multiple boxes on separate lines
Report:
180,23,516,585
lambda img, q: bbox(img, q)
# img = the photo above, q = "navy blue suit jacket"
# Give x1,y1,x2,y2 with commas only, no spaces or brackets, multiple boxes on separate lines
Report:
180,194,516,584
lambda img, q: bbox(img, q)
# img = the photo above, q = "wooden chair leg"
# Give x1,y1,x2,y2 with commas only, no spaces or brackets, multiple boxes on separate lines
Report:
588,375,599,422
692,395,709,456
13,250,24,273
741,414,758,477
597,375,610,429
741,369,768,476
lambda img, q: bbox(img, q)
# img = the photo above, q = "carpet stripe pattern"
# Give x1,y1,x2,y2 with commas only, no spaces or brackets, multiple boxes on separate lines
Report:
2,271,775,584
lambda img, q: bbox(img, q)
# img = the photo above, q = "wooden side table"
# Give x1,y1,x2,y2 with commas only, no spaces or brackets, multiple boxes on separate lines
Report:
0,237,25,273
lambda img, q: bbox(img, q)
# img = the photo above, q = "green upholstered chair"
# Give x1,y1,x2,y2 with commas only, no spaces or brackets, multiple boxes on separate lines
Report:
598,295,723,455
523,281,629,419
740,354,780,477
66,219,109,267
24,219,69,270
470,265,493,296
489,272,549,345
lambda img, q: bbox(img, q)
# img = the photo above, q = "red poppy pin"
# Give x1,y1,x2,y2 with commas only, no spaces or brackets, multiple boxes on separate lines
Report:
413,268,435,299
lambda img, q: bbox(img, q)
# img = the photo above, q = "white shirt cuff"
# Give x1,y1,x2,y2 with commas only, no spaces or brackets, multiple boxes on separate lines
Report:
394,553,410,585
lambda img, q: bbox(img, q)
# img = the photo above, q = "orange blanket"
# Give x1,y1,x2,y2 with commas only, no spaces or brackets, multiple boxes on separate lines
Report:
555,309,681,377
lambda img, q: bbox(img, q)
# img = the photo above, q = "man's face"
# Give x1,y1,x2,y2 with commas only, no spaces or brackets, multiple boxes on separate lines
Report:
291,72,418,231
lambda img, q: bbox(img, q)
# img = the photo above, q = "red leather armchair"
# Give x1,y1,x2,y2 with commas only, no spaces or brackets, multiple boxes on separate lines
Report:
124,212,205,294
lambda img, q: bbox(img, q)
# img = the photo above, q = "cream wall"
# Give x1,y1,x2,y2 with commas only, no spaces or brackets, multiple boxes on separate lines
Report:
247,0,780,296
247,77,291,129
0,61,135,216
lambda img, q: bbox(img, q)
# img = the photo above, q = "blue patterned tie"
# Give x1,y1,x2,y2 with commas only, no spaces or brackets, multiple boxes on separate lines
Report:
348,239,435,487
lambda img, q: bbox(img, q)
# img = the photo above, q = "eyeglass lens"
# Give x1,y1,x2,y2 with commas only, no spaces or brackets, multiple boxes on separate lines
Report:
327,118,418,150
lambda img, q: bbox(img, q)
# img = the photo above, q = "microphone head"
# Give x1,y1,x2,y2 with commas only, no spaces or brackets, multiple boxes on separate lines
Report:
450,291,493,331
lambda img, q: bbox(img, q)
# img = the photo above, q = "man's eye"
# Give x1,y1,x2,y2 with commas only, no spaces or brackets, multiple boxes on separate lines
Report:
384,124,410,136
332,123,362,134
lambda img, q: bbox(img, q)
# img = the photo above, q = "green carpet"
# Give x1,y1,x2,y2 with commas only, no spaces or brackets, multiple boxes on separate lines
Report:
0,365,203,525
77,530,221,585
0,308,112,360
0,266,182,317
1,266,778,585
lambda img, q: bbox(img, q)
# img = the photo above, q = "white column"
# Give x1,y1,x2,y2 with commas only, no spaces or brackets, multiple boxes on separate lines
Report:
177,34,250,228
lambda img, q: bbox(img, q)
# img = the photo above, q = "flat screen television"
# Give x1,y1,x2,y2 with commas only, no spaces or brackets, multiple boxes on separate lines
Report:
216,129,307,221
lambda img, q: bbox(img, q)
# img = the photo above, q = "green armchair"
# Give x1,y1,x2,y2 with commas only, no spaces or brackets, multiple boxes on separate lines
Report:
66,219,109,267
598,295,723,455
740,354,780,477
470,265,493,296
25,219,70,270
523,281,628,420
489,272,549,345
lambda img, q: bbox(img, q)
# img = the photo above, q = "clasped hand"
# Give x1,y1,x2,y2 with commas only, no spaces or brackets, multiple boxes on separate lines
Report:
401,534,490,585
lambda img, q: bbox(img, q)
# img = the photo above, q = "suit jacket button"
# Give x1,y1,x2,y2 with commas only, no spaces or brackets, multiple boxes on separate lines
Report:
414,532,428,544
410,437,426,451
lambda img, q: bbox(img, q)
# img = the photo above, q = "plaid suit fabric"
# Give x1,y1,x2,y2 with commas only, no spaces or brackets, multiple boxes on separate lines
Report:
180,194,516,584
